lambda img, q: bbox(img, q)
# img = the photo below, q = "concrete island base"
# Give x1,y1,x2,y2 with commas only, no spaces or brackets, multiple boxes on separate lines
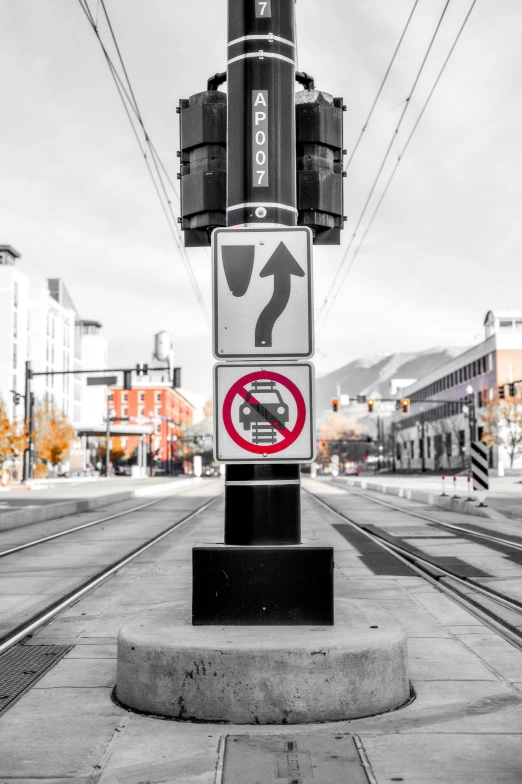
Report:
116,598,409,724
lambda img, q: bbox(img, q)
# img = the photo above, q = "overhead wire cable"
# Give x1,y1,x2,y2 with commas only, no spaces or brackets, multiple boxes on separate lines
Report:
76,0,208,323
344,0,420,173
97,0,184,221
318,0,478,335
317,0,452,331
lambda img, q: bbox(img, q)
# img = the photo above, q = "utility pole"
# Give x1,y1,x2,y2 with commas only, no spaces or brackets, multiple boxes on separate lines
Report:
22,360,32,482
105,391,111,477
192,0,334,626
224,0,300,548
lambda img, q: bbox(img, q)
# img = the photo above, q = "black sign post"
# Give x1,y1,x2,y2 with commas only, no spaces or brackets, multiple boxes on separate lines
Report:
192,0,334,626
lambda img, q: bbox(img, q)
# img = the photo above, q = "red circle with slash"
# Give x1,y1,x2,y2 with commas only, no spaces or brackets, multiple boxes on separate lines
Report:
222,369,306,454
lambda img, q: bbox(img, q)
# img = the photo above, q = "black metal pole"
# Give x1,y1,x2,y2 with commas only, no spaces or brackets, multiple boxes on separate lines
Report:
22,361,32,483
421,414,426,474
105,393,111,477
225,0,300,546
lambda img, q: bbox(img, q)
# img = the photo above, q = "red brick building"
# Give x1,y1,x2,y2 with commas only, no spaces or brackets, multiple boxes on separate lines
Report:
109,384,195,471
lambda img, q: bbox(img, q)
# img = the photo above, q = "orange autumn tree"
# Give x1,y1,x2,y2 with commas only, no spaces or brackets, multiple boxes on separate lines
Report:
481,389,522,469
0,396,26,469
317,413,362,469
35,399,75,468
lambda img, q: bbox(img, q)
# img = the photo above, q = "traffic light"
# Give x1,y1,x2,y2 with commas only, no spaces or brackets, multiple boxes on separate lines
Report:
295,88,345,245
509,382,517,397
401,398,410,415
178,87,226,247
332,398,339,412
172,367,182,389
367,398,374,413
123,370,132,391
136,363,148,377
499,385,506,399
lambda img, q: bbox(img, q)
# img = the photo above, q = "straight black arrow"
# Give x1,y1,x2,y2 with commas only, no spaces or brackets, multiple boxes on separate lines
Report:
255,242,305,347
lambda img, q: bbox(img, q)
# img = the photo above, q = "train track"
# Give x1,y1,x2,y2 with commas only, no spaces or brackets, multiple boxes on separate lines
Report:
0,487,221,655
305,480,522,651
0,484,205,558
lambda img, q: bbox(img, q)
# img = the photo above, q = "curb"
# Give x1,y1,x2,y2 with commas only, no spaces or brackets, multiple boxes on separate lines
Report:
0,478,199,532
339,477,508,521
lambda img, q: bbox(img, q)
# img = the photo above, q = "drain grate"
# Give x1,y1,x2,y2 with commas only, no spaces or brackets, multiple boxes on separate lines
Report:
0,645,72,715
358,554,417,576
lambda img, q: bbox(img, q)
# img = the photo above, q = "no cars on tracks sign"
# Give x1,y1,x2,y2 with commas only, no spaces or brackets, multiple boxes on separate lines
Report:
214,362,315,463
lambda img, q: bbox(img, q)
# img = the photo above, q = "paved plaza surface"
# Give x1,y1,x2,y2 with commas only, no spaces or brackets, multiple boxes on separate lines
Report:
1,478,522,782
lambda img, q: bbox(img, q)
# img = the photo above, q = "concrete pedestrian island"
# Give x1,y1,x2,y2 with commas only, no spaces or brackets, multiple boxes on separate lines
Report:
116,598,409,724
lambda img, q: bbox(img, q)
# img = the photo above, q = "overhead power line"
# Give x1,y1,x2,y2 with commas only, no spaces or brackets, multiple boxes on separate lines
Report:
317,0,478,335
76,0,209,325
317,0,453,332
344,0,420,173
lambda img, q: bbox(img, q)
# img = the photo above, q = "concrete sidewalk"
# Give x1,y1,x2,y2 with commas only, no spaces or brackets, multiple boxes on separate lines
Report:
1,480,522,782
340,473,521,521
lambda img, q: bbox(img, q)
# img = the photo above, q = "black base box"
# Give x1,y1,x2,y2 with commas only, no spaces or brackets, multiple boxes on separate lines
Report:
192,542,334,626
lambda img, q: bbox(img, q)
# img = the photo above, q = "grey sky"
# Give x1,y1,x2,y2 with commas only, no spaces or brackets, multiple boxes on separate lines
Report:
2,0,521,397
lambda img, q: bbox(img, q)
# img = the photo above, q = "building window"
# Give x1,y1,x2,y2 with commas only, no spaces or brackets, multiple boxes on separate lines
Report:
122,406,128,418
139,391,145,403
138,405,145,417
410,440,414,458
458,430,465,450
155,405,161,416
396,442,401,461
500,320,513,328
13,343,17,369
13,281,18,308
155,391,161,403
122,392,128,403
445,432,452,455
427,437,431,458
13,311,17,339
155,422,161,434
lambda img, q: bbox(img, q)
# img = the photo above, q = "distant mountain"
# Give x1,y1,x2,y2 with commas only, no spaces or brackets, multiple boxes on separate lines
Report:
316,347,467,416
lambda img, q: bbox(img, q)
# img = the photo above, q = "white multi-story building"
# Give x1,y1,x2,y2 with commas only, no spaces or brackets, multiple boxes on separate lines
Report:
77,319,109,425
0,246,30,421
0,246,108,427
30,278,78,421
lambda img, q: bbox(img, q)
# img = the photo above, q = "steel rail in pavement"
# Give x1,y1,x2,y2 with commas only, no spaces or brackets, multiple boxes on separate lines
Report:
336,480,522,553
304,487,522,652
0,493,221,656
0,484,204,558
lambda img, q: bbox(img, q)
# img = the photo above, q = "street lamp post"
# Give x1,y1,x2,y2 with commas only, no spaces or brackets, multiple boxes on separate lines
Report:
416,415,426,473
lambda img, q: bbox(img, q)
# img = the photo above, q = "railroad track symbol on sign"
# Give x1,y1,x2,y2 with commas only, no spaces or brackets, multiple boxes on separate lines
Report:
214,363,315,463
212,227,313,360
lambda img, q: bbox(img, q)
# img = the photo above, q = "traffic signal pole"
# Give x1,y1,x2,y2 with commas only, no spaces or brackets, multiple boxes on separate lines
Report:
191,0,334,625
224,0,300,547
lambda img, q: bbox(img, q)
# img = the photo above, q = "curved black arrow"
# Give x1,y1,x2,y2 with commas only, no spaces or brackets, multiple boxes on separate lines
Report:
255,242,305,347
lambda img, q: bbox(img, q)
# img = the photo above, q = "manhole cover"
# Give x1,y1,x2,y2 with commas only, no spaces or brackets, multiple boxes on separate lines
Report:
0,645,72,715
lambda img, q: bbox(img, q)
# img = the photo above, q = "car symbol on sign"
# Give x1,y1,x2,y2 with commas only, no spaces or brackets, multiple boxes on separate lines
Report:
239,387,289,431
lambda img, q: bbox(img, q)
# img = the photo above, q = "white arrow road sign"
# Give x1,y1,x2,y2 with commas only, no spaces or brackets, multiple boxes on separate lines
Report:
214,362,315,463
212,227,313,359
